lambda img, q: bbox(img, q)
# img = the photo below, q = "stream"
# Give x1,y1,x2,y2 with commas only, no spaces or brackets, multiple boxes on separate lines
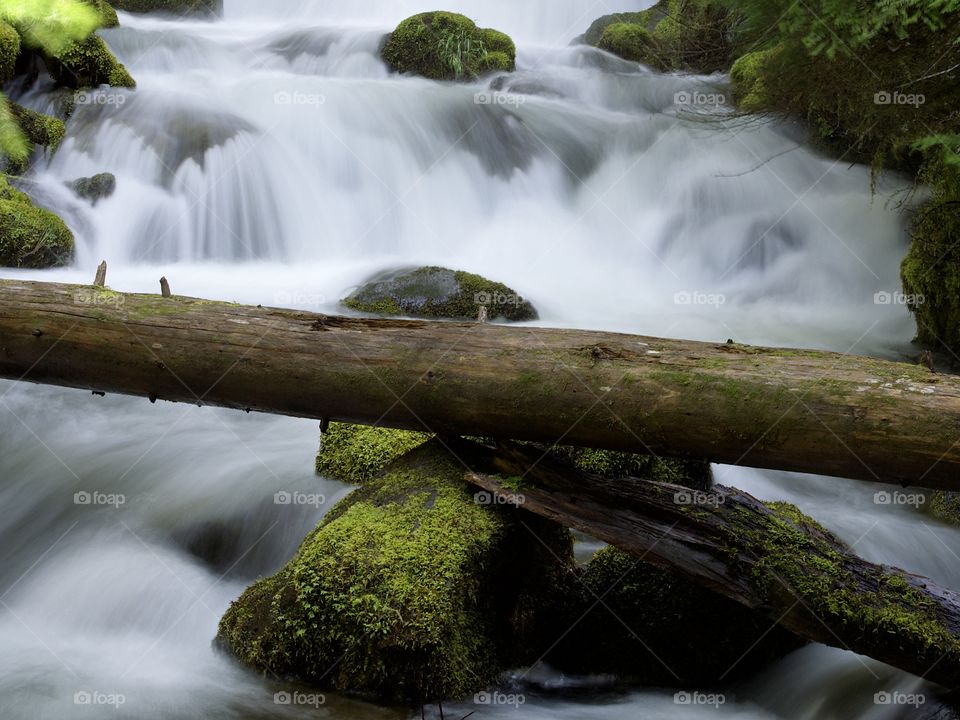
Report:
1,1,956,718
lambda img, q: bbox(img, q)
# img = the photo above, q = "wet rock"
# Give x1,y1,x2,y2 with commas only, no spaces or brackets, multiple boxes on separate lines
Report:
68,172,116,205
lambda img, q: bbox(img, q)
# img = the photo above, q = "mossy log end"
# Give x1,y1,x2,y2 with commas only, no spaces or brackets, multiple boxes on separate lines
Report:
458,438,960,690
0,279,958,488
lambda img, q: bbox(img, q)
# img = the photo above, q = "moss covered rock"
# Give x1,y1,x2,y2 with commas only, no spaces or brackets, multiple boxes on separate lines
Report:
43,34,135,89
69,172,116,205
108,0,222,14
586,0,736,73
84,0,120,27
9,103,65,152
547,545,803,684
381,12,515,81
316,422,431,485
0,176,74,268
218,440,573,703
0,20,20,84
343,266,538,322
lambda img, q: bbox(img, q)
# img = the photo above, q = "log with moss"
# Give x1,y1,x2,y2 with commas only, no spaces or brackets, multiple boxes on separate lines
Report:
0,279,958,488
457,438,960,690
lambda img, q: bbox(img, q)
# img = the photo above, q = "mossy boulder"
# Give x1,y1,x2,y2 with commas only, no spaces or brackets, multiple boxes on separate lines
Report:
43,34,135,89
84,0,120,27
552,445,712,491
9,103,66,152
217,440,573,703
381,12,515,81
730,49,774,112
0,20,20,84
316,422,431,485
547,544,803,684
902,199,960,352
108,0,222,14
598,23,660,66
68,172,116,205
0,176,74,268
343,266,538,322
586,0,736,73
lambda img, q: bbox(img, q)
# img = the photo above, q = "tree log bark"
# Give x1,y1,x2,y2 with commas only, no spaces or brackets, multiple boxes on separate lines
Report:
0,279,957,488
453,438,960,690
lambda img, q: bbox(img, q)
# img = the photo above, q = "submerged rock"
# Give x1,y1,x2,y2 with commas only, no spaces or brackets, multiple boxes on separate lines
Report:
343,266,538,322
381,12,515,81
0,176,73,268
69,172,116,205
217,440,573,703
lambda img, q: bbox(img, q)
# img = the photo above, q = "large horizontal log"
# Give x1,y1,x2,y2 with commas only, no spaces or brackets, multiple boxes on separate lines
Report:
0,279,957,488
456,438,960,690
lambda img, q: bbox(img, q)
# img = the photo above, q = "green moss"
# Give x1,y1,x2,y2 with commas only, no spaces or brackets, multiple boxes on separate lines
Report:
218,440,573,703
9,103,65,152
928,492,960,526
0,20,20,84
0,176,74,268
381,12,516,81
581,11,659,46
598,23,659,66
728,501,958,661
43,34,135,89
730,49,773,112
84,0,119,27
547,546,802,684
108,0,222,14
315,422,431,485
343,266,538,322
551,445,712,490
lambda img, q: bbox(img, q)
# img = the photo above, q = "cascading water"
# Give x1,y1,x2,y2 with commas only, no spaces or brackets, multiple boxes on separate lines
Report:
1,1,955,718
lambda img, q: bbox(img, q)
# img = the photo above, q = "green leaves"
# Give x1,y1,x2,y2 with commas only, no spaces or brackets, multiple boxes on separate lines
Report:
914,134,960,167
0,0,100,54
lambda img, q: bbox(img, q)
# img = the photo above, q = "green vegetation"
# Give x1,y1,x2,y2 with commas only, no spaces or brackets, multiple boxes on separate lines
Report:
551,445,712,490
381,12,515,80
548,546,802,684
9,103,66,153
0,176,73,268
0,21,20,83
218,440,572,703
108,0,222,14
343,266,538,322
43,34,135,88
315,422,432,485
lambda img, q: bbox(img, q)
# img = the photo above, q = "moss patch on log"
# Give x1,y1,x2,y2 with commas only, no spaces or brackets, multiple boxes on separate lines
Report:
218,440,573,703
316,422,432,485
381,12,515,81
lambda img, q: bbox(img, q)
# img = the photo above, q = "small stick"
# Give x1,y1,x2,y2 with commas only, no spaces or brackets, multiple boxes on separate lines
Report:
478,306,488,324
160,277,171,298
93,261,107,287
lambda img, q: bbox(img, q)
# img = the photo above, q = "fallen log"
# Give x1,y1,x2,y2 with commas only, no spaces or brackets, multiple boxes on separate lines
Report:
455,438,960,689
0,279,957,488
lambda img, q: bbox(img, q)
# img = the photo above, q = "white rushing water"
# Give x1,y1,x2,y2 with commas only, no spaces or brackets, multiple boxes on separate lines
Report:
1,1,955,718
